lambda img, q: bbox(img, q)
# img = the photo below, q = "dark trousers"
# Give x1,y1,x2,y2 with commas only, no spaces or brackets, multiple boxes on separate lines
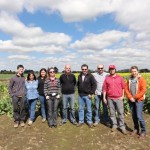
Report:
46,96,59,126
12,96,26,122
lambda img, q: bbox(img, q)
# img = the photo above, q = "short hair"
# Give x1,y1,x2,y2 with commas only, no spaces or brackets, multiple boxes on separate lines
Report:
27,70,36,81
17,64,24,69
81,64,88,69
130,66,138,71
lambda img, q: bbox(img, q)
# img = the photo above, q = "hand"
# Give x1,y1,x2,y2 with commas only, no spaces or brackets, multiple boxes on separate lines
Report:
103,98,107,104
56,95,60,99
88,94,92,99
130,98,135,102
46,96,49,100
120,96,124,100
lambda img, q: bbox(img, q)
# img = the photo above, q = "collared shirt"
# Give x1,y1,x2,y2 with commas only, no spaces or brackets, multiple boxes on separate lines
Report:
25,80,39,100
92,72,108,95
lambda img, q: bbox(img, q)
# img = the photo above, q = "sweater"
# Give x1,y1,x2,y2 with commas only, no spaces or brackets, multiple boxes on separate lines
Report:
38,77,46,96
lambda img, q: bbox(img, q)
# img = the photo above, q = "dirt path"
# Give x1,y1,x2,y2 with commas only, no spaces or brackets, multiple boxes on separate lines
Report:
0,114,150,150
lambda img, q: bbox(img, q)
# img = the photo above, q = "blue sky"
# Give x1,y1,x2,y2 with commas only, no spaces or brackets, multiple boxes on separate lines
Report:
0,0,150,71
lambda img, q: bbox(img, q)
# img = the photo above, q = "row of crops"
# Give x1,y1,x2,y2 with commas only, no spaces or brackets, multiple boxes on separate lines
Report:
0,73,150,117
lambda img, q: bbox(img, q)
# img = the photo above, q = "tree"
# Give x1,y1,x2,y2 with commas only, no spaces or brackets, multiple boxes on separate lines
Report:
54,67,59,73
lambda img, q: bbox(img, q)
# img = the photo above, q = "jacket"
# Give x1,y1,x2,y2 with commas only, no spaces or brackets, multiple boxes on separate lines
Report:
77,73,97,96
125,75,147,101
103,74,125,99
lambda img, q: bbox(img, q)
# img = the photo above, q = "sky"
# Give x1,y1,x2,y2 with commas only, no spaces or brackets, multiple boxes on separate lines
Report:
0,0,150,72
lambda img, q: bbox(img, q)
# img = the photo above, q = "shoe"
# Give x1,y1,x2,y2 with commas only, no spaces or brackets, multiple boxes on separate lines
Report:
42,118,46,123
93,122,99,127
49,125,53,128
88,123,93,128
121,129,127,135
14,121,19,128
76,123,84,127
28,120,33,126
54,125,57,128
130,130,139,136
60,122,66,126
72,121,77,125
139,133,146,140
111,127,117,132
20,121,25,127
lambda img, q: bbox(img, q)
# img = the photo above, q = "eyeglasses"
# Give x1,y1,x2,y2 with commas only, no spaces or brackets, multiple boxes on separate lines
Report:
49,71,55,73
98,68,103,70
82,69,87,71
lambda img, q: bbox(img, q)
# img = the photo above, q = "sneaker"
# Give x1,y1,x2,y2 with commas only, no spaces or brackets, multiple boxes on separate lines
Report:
121,129,127,135
28,120,33,126
72,121,77,125
76,123,84,127
60,122,66,126
139,133,146,140
42,118,46,123
111,127,117,132
14,121,19,128
93,122,99,127
20,121,25,127
130,130,139,136
88,123,93,128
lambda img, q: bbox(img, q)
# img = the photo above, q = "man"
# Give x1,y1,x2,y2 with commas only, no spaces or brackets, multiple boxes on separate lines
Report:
60,64,77,125
103,65,127,134
77,64,96,128
8,64,26,128
125,66,147,139
92,64,109,127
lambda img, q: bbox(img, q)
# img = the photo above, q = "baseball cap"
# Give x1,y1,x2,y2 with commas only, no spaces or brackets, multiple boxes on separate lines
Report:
109,65,116,69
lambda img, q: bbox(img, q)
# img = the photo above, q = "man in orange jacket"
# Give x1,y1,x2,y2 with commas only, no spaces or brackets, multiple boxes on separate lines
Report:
125,66,147,139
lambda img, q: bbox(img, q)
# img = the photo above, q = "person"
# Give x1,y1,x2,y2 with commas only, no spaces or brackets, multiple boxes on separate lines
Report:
92,64,109,127
60,64,77,125
8,64,26,128
77,64,96,128
103,65,127,134
25,71,39,126
125,66,147,139
44,67,61,128
37,68,47,122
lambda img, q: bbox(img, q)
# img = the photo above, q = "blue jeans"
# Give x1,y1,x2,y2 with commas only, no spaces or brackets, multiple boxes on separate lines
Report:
62,94,76,123
129,101,146,133
39,95,46,119
94,95,108,123
78,95,93,124
27,98,38,121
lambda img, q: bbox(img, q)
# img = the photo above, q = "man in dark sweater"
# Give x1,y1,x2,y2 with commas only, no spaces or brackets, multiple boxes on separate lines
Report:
77,64,97,128
60,64,77,125
8,64,26,128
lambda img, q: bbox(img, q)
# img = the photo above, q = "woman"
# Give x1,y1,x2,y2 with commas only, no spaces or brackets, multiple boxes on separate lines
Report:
38,68,47,122
25,71,39,125
44,67,61,128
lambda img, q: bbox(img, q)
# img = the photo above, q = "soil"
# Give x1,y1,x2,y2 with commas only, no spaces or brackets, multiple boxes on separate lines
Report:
0,114,150,150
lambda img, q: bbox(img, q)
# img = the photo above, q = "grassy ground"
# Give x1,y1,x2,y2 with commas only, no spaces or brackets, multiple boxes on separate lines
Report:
0,114,150,150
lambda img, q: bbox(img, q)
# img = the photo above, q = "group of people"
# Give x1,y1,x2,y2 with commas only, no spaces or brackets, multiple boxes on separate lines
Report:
8,64,147,139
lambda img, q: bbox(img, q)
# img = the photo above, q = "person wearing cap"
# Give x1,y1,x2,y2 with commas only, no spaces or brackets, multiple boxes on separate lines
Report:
103,65,127,134
92,64,109,127
125,66,147,139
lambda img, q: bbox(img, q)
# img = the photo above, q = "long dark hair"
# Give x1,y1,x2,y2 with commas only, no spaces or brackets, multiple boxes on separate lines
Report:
27,70,36,81
38,68,47,79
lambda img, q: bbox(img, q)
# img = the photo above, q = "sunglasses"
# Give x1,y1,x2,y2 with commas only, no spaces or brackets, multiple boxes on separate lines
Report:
98,68,103,70
82,69,87,71
49,71,55,73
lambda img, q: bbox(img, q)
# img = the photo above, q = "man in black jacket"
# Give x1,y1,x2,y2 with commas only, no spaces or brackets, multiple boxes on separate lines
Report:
77,64,96,128
60,64,77,125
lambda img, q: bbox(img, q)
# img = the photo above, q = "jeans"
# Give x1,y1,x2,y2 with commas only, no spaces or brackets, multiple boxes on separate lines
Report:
108,99,125,130
62,94,76,123
12,96,26,122
39,95,46,119
46,96,59,126
129,101,146,133
27,98,38,121
78,95,93,124
94,95,108,123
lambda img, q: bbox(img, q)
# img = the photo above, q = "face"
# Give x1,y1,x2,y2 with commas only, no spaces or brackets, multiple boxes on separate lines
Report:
97,65,104,74
17,67,24,75
29,74,34,81
41,70,46,78
65,65,71,74
82,66,88,74
131,68,138,78
49,69,55,77
109,68,116,75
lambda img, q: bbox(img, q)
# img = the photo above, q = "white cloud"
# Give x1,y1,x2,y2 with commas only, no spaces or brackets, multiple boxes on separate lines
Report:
8,55,35,60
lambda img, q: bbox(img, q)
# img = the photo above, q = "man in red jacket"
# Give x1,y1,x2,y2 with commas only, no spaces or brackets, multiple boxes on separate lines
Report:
103,65,127,134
